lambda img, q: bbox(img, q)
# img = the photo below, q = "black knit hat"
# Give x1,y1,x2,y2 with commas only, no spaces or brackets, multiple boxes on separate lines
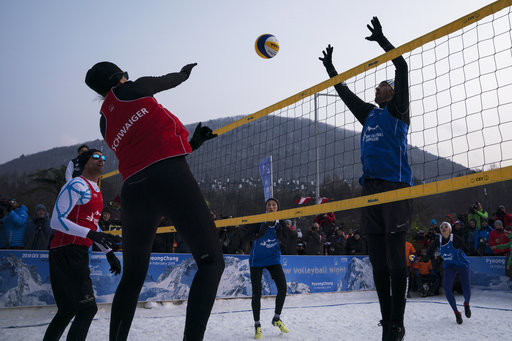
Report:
78,149,102,170
265,197,280,209
85,62,124,96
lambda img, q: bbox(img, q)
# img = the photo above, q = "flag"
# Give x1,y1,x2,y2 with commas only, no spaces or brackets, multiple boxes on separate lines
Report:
317,197,330,204
259,156,273,201
295,196,312,205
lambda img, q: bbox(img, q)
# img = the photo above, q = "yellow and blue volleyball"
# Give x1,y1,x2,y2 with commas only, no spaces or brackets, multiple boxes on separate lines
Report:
255,34,279,59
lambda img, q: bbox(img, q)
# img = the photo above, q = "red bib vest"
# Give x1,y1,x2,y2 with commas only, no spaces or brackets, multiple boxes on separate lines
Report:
51,177,103,248
101,90,192,180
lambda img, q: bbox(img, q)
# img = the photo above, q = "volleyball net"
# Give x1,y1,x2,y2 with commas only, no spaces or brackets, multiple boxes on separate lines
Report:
101,0,512,233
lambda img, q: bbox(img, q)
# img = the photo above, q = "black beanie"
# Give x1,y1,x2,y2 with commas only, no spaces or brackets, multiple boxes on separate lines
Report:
265,197,280,209
78,149,102,170
85,62,124,96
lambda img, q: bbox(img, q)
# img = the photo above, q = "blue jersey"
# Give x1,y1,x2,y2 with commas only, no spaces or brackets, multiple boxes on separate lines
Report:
360,106,413,186
249,221,281,267
439,234,470,269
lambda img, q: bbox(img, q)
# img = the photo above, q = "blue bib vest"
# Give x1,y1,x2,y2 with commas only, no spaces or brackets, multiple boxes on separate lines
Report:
360,106,413,186
249,221,281,267
439,234,470,269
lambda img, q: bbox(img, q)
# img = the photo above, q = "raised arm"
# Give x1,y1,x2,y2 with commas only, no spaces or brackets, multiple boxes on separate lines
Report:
366,17,409,124
319,45,375,125
135,63,197,96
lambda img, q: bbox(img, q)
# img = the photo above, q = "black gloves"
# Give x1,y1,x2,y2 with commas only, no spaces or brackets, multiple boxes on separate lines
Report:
365,16,385,42
180,63,197,78
87,230,121,250
189,122,218,150
319,44,334,69
106,251,121,275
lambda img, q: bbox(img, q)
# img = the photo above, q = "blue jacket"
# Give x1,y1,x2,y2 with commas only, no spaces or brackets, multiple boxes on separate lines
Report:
475,226,493,255
1,205,29,248
24,204,53,250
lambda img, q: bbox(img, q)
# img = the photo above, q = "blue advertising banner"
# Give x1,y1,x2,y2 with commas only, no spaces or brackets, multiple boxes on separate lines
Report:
0,250,509,308
258,156,273,202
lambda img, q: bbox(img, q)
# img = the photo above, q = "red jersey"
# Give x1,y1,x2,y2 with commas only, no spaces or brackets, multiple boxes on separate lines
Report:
50,177,103,248
101,90,192,180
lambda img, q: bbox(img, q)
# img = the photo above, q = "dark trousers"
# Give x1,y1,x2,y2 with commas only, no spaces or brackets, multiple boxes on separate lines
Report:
43,245,98,341
109,157,225,341
250,264,287,322
444,266,471,313
367,233,408,327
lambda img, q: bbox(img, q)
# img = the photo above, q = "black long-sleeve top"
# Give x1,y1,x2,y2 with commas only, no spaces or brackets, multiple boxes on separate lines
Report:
99,71,189,138
325,36,410,126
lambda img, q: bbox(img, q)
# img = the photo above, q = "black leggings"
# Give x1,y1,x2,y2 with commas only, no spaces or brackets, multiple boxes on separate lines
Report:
367,232,407,326
44,245,98,341
250,264,287,322
109,157,225,341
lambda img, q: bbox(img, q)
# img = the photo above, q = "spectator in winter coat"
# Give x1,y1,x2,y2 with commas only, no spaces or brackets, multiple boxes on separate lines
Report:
98,209,113,231
226,225,250,254
492,230,512,280
452,221,466,244
304,223,324,255
489,220,510,255
314,212,336,238
413,248,440,297
494,205,512,228
326,227,347,255
346,230,365,255
405,241,416,297
465,219,477,256
467,201,488,229
24,204,53,250
279,220,298,255
474,219,494,256
1,199,28,249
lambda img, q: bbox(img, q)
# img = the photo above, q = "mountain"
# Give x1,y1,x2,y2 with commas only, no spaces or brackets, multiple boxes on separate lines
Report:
0,115,469,182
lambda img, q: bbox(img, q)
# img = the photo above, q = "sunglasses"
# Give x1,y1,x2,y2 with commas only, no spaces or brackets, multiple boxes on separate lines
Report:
92,154,106,161
108,71,129,81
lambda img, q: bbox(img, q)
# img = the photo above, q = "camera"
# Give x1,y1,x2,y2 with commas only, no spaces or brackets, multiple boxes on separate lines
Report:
0,199,10,219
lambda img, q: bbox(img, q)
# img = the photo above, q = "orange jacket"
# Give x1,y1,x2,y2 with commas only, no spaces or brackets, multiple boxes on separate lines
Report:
405,241,416,266
413,259,433,275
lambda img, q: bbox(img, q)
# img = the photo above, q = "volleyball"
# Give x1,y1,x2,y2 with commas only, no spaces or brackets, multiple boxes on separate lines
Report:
408,254,417,263
255,34,279,59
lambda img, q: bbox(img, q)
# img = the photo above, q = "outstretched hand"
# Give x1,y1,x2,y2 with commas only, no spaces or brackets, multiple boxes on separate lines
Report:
365,16,384,41
106,251,121,275
319,44,334,68
181,63,197,77
87,230,122,251
189,122,218,150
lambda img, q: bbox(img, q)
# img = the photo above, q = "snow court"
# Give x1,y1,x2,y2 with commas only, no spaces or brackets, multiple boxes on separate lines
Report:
1,290,511,341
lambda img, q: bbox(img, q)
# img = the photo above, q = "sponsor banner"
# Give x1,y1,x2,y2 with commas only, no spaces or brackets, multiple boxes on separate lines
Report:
0,250,509,308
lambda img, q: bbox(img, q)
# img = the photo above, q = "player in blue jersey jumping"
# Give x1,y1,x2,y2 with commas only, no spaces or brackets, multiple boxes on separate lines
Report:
320,17,412,341
428,221,472,324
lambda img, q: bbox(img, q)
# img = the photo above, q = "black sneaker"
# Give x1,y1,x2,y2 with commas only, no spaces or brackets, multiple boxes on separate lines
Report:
378,320,390,341
387,324,405,341
455,311,463,324
464,303,471,318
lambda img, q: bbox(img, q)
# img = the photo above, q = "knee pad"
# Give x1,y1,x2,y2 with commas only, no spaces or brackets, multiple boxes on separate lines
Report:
197,251,225,271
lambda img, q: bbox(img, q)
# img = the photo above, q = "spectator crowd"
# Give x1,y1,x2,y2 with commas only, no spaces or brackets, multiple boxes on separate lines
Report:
2,195,511,289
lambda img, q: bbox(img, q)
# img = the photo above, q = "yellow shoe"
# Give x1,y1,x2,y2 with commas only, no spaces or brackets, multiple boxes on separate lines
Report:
254,326,262,339
272,319,289,333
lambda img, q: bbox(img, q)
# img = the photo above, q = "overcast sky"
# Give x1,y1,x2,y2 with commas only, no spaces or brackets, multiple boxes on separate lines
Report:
0,0,490,164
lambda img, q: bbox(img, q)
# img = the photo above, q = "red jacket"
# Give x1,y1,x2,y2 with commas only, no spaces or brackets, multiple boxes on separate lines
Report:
489,229,510,255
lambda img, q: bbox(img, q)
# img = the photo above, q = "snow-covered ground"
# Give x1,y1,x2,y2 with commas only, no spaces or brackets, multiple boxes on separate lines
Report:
1,289,510,340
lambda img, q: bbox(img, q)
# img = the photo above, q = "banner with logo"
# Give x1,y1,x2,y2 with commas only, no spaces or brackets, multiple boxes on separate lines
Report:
258,156,273,202
0,250,509,308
